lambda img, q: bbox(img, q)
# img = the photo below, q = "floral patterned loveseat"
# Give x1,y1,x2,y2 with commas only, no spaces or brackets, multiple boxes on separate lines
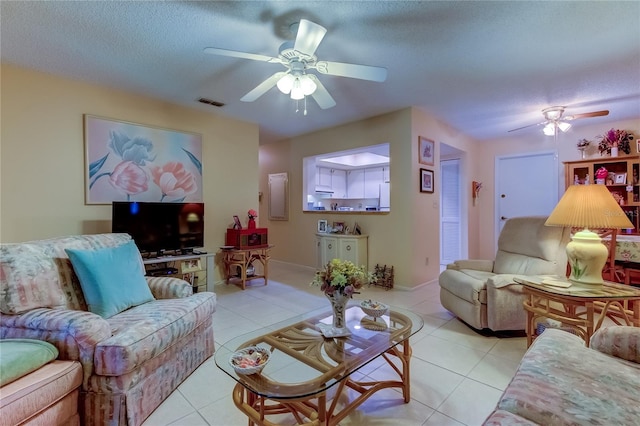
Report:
0,234,216,426
484,326,640,425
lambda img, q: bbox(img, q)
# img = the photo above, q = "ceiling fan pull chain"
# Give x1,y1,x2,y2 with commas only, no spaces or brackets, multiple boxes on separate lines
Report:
304,96,308,116
295,99,299,114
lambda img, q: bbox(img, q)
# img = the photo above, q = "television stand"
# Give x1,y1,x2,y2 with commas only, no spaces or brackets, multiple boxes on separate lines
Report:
143,252,215,292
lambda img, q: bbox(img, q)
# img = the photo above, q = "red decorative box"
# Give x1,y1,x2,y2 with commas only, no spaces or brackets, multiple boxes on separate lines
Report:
225,228,268,249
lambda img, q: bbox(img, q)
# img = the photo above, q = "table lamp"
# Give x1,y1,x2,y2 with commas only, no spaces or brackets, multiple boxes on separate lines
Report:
545,184,634,286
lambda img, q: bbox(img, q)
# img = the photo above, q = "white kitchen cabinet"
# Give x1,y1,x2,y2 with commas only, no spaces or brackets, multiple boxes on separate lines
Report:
317,167,332,189
316,234,368,269
332,169,347,199
347,169,365,198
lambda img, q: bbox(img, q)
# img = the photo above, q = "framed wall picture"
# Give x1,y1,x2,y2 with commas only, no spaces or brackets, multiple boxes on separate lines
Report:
318,219,328,233
420,168,434,193
84,115,203,204
418,136,434,166
233,215,242,229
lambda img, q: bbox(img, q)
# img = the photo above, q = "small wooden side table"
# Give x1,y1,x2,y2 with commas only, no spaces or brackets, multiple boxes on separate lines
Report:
516,276,640,347
220,245,272,290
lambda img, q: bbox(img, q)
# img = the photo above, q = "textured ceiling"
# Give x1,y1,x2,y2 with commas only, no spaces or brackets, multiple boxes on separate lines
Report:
1,1,639,143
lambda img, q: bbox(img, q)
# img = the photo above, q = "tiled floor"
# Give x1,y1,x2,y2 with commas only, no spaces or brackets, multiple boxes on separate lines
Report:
142,261,527,426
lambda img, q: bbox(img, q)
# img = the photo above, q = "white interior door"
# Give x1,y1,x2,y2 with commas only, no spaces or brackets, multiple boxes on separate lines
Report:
440,159,462,268
495,151,559,246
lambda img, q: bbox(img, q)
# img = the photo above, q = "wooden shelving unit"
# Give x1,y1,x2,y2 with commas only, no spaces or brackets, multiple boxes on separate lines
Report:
564,155,639,233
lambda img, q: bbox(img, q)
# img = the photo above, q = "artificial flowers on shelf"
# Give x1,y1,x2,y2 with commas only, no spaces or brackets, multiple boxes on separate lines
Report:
311,259,374,298
576,139,590,149
247,209,258,228
597,128,633,155
595,167,608,182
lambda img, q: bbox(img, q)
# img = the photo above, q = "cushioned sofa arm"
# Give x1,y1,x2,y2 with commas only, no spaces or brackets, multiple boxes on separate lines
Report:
0,307,111,388
145,276,193,299
447,259,494,272
591,326,640,364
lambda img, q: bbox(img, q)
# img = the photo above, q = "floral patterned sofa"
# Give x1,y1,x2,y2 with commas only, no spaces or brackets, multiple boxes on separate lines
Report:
0,234,217,426
484,326,640,425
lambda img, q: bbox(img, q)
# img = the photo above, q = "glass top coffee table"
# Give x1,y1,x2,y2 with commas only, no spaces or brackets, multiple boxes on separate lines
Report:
215,303,423,426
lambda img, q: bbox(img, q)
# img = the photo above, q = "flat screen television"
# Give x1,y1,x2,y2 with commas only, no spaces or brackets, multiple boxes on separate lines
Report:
112,201,204,256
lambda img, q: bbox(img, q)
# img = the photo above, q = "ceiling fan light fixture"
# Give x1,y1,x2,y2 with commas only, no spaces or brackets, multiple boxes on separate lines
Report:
543,123,556,136
300,75,317,96
277,74,294,94
558,121,572,132
289,75,316,100
290,77,304,100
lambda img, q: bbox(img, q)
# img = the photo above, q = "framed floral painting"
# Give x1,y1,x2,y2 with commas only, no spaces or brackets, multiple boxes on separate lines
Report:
84,115,202,204
418,136,434,165
420,168,434,193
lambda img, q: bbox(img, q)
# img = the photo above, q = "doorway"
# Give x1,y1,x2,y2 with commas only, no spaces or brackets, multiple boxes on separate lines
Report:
495,151,559,248
440,144,467,271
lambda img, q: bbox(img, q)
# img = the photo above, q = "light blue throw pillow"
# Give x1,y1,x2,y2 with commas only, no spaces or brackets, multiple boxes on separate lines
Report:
65,240,154,318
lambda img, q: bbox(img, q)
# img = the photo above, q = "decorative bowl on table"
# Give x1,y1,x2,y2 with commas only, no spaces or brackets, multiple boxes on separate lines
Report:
360,299,388,318
229,346,270,375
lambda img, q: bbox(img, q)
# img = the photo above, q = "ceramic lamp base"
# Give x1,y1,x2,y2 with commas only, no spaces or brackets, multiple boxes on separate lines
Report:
566,229,608,286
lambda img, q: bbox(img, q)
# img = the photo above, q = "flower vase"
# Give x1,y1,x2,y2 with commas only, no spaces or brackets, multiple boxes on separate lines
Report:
319,291,351,337
578,147,587,159
611,147,619,157
248,218,256,229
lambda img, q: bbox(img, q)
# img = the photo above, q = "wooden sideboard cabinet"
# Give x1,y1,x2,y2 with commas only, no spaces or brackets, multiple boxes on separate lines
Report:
315,233,368,269
564,155,639,233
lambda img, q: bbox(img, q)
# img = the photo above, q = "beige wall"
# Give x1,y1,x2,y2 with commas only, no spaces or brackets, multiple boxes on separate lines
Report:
1,64,259,283
3,64,637,288
260,107,480,288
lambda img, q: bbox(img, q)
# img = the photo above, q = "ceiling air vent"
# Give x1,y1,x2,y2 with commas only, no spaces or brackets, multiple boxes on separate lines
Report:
197,98,225,107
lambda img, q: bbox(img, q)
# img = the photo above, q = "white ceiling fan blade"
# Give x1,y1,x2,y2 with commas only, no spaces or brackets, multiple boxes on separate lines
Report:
240,72,286,102
293,19,327,57
315,61,387,82
204,47,280,63
308,75,336,109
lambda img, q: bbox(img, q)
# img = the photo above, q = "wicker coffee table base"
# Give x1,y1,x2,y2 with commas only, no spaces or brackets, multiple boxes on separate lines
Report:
231,343,412,426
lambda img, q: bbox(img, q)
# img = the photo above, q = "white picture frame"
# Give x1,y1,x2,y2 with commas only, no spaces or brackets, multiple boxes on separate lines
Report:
614,173,627,184
318,219,328,233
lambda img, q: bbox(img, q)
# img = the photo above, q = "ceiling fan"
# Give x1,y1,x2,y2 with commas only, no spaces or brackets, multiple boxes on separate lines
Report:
508,106,609,136
204,19,387,110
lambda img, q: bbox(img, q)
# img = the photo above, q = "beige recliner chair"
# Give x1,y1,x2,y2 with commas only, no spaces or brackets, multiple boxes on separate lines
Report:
439,216,570,331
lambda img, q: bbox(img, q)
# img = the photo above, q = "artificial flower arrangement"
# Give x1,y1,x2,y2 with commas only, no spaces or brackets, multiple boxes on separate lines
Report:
597,128,633,155
248,209,258,220
311,259,375,297
595,167,608,181
576,139,590,149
